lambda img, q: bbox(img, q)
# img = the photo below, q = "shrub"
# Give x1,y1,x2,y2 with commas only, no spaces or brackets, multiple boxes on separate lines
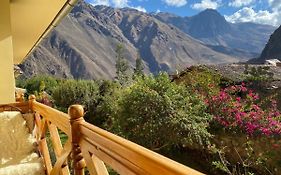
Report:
174,66,228,97
244,65,274,92
22,75,60,95
52,79,100,121
115,73,212,150
207,83,281,136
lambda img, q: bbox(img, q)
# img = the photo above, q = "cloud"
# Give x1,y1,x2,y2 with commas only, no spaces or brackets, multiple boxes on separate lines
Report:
132,6,147,12
89,0,146,12
89,0,110,6
191,0,220,10
162,0,187,7
111,0,129,7
225,7,280,26
268,0,281,10
228,0,255,7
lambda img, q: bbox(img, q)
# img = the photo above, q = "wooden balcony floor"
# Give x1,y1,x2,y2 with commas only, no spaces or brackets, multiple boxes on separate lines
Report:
0,111,45,175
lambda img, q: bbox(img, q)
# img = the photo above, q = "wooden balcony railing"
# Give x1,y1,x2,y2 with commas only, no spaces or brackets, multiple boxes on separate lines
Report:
0,95,204,175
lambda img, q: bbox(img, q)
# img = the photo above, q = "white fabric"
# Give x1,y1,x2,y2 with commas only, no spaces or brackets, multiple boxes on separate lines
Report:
0,111,45,175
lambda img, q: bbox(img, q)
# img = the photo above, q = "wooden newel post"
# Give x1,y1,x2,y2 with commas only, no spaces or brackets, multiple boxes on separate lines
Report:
69,105,86,175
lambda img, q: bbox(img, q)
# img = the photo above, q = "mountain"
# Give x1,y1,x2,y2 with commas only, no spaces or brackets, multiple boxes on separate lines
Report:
185,9,231,38
20,1,239,79
155,9,275,59
259,25,281,62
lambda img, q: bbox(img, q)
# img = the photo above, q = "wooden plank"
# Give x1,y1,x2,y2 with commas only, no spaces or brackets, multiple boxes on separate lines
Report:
80,146,109,175
48,122,70,175
34,112,42,141
50,140,72,175
40,119,48,139
81,147,99,175
80,122,204,175
39,138,53,175
91,155,109,175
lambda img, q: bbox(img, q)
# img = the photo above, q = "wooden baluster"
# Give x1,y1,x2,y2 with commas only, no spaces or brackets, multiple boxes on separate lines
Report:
69,105,86,175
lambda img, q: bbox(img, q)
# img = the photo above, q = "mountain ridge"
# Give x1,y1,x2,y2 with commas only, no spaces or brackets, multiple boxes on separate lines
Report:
155,9,275,58
19,1,275,79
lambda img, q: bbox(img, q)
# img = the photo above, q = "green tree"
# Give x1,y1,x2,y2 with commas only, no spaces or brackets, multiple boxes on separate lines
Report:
95,80,121,129
115,44,129,85
134,53,144,77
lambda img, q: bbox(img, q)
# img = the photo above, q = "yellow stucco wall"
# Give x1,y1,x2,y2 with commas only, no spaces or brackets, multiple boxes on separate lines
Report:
0,0,15,104
0,0,77,104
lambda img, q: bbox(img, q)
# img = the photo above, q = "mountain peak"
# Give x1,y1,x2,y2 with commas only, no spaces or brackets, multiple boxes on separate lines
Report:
195,8,227,23
200,8,221,14
188,8,231,38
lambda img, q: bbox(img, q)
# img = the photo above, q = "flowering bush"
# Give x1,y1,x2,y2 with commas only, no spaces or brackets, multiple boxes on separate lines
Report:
207,83,281,136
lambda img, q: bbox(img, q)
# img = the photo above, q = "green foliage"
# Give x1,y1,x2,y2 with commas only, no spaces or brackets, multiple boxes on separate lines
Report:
244,65,274,82
52,79,100,120
115,73,212,150
115,44,130,85
210,137,274,175
244,65,274,90
52,79,120,128
94,80,121,128
175,66,226,97
134,54,144,77
17,75,60,95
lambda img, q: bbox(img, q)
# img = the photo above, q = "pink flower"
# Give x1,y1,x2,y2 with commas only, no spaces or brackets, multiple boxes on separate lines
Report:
260,128,272,136
207,84,281,137
236,97,241,102
245,122,258,135
252,104,260,111
241,86,247,92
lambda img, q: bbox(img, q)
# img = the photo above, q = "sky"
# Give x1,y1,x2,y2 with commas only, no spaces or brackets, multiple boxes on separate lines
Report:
86,0,281,26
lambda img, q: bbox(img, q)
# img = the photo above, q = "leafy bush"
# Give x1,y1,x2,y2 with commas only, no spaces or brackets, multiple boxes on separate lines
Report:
17,75,60,95
244,65,274,92
52,79,100,121
244,65,274,82
115,73,212,150
174,66,228,97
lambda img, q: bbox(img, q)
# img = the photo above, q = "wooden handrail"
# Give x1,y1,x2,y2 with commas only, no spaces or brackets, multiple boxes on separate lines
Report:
0,101,29,113
79,122,204,175
0,98,204,175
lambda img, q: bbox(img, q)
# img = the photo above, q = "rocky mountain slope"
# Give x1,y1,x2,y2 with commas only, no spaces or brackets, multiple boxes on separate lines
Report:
155,9,275,59
20,1,240,79
259,25,281,62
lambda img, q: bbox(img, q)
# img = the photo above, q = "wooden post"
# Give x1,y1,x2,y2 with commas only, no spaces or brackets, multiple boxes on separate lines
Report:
68,105,86,175
28,95,36,111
